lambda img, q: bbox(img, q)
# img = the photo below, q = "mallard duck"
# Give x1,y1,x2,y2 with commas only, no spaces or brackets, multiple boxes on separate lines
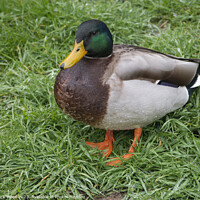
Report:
54,19,200,166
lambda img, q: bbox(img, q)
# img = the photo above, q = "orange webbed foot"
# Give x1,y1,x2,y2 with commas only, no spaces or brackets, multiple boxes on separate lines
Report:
106,128,142,166
86,130,114,157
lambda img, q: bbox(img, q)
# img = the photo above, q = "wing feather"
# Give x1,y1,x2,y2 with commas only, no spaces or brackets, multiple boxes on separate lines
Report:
113,45,199,86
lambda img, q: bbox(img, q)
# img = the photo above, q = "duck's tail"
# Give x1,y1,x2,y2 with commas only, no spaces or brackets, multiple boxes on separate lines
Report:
187,60,200,96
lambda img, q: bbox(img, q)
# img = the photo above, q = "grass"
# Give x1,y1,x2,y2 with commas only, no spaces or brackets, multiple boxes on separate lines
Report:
0,0,200,199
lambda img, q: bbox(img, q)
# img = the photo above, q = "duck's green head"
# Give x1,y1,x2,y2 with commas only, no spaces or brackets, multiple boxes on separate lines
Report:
59,19,113,69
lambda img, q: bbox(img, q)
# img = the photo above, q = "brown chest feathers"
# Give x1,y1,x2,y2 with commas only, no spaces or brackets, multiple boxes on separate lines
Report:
54,56,112,126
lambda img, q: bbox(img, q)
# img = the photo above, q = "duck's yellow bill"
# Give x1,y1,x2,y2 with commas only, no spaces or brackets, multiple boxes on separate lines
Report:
59,40,87,69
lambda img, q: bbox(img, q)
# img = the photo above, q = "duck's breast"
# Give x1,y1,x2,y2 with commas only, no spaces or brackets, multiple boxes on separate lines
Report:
54,57,112,126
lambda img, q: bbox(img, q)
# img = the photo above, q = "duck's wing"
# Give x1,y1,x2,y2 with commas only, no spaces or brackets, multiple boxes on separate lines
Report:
113,44,200,86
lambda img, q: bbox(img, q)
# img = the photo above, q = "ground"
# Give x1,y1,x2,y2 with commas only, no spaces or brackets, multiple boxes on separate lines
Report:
0,0,200,199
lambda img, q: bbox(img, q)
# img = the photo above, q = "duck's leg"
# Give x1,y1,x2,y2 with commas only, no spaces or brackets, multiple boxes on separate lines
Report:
86,130,115,157
107,128,142,166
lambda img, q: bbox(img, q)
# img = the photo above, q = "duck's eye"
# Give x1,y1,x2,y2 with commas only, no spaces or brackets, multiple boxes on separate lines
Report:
91,31,98,36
